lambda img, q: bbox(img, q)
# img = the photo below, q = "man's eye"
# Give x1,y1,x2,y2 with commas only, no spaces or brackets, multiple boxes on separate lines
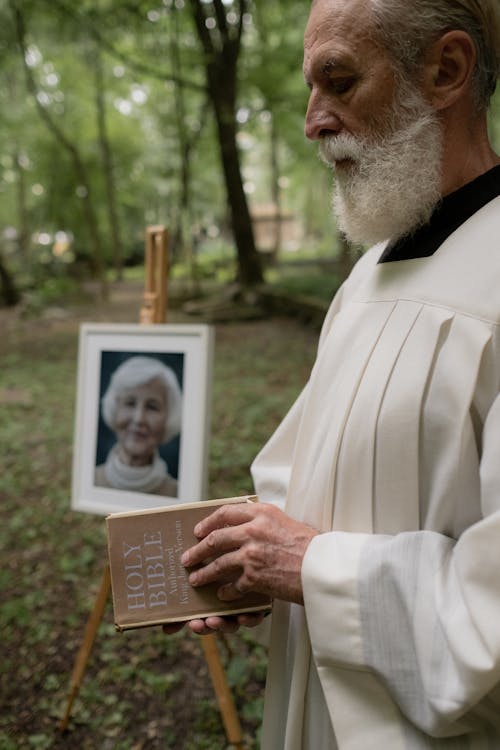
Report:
330,77,355,95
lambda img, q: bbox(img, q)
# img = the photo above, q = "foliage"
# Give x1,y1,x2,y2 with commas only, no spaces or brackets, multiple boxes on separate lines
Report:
3,0,500,303
1,0,330,299
0,281,319,749
267,265,342,304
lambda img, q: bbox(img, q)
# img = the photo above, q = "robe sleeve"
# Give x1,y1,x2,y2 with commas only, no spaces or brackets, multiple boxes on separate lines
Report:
302,391,500,737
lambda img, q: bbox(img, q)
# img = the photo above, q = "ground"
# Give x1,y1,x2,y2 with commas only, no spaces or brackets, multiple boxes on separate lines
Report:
0,280,319,750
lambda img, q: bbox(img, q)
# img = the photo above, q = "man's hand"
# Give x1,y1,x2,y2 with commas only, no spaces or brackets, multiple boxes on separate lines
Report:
180,501,319,605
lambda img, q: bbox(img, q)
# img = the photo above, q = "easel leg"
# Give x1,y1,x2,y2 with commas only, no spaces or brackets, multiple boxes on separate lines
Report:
59,564,111,731
59,566,246,748
201,634,245,750
60,226,244,744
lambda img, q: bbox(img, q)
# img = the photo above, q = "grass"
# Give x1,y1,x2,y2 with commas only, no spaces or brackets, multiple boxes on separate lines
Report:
0,280,319,749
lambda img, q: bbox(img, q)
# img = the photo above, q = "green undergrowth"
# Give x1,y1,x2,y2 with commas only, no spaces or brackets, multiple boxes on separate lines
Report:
266,266,341,303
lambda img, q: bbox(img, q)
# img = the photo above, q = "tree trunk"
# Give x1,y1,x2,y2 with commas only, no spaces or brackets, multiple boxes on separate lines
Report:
188,0,263,287
269,113,282,262
0,250,21,307
11,2,108,300
169,5,197,283
212,91,263,285
14,148,30,260
6,71,31,261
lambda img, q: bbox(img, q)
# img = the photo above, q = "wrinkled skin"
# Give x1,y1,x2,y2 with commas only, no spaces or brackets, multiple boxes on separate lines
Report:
163,502,319,635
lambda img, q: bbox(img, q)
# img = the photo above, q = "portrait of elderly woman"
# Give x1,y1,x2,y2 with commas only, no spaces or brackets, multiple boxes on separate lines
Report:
94,354,183,497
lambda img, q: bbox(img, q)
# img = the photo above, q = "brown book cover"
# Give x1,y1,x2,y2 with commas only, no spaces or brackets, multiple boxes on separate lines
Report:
106,496,272,631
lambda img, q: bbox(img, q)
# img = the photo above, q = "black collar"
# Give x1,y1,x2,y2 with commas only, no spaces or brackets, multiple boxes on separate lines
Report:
378,164,500,263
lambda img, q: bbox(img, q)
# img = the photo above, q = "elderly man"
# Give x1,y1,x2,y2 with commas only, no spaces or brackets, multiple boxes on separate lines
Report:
174,0,500,747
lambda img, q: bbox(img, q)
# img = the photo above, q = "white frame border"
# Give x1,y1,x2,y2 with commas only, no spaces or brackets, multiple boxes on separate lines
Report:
71,322,214,515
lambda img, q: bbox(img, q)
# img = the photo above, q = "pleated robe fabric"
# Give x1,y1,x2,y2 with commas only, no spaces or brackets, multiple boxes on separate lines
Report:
251,196,500,749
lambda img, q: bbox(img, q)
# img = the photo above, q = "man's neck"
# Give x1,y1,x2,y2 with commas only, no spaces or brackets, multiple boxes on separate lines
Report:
440,105,500,196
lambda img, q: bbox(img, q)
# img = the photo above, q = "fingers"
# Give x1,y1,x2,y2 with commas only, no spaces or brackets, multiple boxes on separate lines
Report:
184,612,266,634
182,503,278,571
192,503,256,540
180,502,314,604
162,611,270,637
182,527,246,570
186,618,214,635
236,612,267,628
205,616,240,633
187,549,244,589
189,612,269,632
187,616,240,635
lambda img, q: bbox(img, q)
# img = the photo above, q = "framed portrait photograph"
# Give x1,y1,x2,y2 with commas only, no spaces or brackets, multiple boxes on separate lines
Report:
71,323,214,515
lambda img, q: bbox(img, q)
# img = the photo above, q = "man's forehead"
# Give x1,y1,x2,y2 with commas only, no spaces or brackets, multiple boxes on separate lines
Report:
307,0,372,27
304,0,376,72
305,0,373,50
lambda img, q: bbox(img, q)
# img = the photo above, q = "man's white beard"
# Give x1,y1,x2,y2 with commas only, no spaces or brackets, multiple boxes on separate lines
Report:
319,84,443,247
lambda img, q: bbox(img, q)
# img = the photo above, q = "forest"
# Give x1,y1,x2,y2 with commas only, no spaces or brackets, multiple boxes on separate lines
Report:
2,0,500,308
0,0,350,310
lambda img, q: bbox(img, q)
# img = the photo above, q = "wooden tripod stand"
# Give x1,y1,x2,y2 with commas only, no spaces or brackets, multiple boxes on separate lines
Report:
60,226,245,749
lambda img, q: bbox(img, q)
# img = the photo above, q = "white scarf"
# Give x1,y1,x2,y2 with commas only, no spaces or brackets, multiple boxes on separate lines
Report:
103,445,170,493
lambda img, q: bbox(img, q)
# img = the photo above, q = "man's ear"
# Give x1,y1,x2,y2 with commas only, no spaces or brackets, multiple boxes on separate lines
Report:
421,30,476,110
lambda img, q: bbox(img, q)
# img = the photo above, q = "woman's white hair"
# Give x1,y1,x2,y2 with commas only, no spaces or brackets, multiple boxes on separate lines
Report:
101,356,182,443
369,0,500,109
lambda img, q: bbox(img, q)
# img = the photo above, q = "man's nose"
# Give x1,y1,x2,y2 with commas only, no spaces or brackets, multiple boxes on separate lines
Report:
304,91,342,141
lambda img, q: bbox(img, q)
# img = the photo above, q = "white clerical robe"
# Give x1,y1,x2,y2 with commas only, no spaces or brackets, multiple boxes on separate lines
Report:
251,195,500,749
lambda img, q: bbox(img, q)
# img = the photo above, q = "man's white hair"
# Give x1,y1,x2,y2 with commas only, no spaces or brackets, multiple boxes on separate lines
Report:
101,356,182,443
369,0,500,109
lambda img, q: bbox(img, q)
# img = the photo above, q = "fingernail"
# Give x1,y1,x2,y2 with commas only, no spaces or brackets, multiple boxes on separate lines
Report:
194,523,202,536
181,552,189,565
189,572,199,586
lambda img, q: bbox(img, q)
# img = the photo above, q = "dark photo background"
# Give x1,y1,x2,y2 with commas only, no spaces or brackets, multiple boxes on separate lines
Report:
95,351,184,481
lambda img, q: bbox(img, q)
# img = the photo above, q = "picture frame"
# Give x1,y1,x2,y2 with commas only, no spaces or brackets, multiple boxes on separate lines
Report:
71,322,214,515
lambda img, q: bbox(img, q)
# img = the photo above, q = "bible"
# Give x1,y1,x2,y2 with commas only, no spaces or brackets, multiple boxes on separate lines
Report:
106,495,272,631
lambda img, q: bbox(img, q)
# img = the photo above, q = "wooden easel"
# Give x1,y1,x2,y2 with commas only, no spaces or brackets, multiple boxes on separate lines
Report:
139,225,168,325
60,226,245,750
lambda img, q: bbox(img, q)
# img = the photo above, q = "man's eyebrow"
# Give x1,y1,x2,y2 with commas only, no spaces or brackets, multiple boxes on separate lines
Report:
303,56,353,85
